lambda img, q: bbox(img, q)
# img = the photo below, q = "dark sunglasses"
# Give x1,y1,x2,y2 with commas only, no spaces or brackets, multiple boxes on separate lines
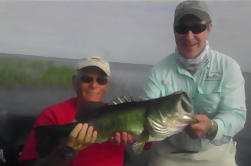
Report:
174,23,208,34
80,75,108,85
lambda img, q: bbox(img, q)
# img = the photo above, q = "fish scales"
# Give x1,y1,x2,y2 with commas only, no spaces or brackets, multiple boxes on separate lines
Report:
85,103,148,142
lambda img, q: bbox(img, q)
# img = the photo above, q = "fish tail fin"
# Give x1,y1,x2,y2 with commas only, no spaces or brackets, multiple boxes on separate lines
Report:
35,125,60,157
35,123,76,157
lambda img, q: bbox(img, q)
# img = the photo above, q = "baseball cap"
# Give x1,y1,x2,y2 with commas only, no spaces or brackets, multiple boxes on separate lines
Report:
174,0,211,25
75,56,111,77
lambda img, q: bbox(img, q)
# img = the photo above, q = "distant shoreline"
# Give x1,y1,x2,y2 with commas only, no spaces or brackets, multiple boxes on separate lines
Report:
0,52,153,68
0,52,77,66
1,52,250,75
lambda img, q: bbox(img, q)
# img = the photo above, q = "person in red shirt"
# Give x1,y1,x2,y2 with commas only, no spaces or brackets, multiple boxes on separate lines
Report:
19,56,134,166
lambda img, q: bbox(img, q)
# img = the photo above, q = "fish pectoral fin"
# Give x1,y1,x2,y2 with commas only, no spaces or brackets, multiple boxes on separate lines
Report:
132,142,145,154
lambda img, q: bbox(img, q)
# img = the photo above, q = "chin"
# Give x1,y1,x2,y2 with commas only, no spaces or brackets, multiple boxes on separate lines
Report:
86,98,102,102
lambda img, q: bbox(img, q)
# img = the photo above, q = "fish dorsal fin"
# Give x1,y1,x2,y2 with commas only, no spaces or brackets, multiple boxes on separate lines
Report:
112,96,134,105
75,102,106,121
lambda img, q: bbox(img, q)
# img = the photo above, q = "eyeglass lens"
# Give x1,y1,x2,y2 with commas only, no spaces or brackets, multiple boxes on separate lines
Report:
80,75,108,85
175,24,208,34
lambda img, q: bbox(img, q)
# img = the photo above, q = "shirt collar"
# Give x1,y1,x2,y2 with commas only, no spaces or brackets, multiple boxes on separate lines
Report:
175,41,210,75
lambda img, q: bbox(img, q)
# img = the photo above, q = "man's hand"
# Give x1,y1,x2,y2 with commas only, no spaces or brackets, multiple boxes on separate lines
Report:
66,123,97,152
186,114,213,139
109,132,135,145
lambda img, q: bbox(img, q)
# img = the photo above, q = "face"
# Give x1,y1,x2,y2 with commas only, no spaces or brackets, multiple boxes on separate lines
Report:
174,20,212,59
72,70,109,103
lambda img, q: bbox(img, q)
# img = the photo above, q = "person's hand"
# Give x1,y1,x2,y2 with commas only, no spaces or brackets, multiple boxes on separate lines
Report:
109,132,135,145
66,123,97,152
185,114,211,139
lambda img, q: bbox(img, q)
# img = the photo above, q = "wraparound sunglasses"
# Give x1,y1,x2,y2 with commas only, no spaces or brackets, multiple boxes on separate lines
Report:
174,23,209,34
80,75,108,85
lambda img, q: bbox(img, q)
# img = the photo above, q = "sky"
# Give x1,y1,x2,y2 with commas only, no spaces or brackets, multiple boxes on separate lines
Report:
0,1,251,72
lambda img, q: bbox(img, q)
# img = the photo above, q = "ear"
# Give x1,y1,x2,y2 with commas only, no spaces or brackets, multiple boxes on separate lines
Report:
207,23,212,33
107,80,110,88
105,81,110,93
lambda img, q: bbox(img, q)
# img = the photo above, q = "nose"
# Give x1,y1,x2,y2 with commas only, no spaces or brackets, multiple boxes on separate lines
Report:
184,30,194,39
89,79,99,88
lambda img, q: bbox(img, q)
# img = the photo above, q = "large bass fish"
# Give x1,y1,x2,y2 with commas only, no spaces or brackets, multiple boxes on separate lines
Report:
35,91,197,156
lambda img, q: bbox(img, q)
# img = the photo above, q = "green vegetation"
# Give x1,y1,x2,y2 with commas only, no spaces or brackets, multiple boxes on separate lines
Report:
0,57,74,88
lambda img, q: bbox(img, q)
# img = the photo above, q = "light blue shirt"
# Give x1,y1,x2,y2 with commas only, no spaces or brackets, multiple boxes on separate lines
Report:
143,45,246,151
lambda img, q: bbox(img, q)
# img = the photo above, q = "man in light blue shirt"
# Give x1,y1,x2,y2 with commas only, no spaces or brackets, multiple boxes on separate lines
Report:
143,1,246,165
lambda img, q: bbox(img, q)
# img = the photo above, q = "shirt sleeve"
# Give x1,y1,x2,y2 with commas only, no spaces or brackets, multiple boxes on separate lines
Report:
212,61,246,145
18,108,57,161
142,67,164,100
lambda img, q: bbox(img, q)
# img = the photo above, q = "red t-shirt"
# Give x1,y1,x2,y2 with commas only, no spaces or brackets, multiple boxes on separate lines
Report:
19,98,125,166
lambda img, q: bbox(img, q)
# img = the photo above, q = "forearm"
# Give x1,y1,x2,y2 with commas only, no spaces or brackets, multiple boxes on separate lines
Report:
33,145,78,166
211,69,246,144
211,110,245,145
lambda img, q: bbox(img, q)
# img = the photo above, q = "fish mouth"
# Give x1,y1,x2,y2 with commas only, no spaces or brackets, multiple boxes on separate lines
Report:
177,95,197,123
180,114,198,124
